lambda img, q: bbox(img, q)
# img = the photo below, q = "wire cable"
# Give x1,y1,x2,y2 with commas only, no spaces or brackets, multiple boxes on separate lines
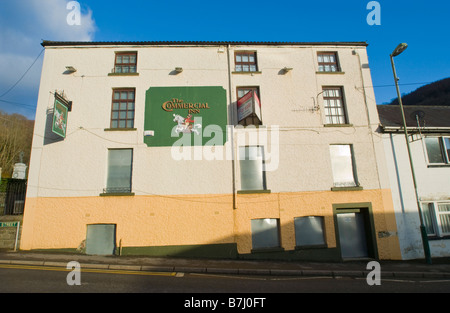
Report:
0,99,36,110
0,49,44,99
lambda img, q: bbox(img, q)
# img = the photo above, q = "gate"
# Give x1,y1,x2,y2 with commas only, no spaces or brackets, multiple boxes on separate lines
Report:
1,179,27,215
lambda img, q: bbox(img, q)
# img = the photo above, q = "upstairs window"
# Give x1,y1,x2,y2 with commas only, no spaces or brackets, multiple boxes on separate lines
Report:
114,52,137,74
235,51,258,72
105,149,133,194
425,137,450,164
323,87,347,125
239,146,266,191
329,144,358,188
237,87,262,126
111,89,135,129
318,52,340,72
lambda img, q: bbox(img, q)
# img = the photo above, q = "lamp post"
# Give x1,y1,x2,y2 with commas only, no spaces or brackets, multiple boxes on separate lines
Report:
390,43,432,264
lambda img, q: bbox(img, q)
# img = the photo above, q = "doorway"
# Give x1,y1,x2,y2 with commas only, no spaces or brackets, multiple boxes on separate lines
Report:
334,206,377,260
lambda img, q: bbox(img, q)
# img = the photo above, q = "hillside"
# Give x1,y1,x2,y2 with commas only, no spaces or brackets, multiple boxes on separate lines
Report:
0,111,34,178
389,77,450,106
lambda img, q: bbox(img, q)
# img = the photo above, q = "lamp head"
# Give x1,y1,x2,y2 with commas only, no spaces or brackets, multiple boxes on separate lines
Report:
391,43,408,57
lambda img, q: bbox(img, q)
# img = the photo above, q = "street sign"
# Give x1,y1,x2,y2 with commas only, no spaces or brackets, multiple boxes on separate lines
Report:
0,221,19,227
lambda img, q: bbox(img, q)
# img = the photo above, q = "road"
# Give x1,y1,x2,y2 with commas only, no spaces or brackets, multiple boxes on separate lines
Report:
1,263,449,298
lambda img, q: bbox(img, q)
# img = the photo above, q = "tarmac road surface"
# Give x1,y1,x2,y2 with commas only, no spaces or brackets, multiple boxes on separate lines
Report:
1,263,450,294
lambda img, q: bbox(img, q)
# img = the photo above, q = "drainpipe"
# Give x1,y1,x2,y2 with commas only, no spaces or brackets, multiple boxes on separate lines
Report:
226,44,237,211
353,49,381,189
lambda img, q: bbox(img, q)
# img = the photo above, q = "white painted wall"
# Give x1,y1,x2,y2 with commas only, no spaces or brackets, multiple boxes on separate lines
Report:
382,131,450,259
27,43,389,200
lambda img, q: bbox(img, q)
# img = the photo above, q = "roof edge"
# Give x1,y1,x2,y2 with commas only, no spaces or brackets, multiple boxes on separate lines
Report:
41,40,369,47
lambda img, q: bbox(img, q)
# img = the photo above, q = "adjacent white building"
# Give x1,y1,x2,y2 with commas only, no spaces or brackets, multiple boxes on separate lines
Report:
378,105,450,259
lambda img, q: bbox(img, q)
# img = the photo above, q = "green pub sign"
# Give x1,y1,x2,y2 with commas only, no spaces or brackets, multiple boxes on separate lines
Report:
52,97,69,138
144,86,227,147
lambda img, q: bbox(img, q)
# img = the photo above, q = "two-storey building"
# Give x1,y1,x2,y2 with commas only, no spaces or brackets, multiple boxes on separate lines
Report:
378,105,450,259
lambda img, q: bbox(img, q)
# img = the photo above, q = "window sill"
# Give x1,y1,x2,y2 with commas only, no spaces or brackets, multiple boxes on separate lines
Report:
428,235,450,241
232,71,262,75
324,124,353,127
100,192,135,197
108,73,139,76
104,128,137,132
316,71,345,74
234,124,266,128
295,244,328,250
331,186,363,191
251,247,284,254
237,189,271,194
427,164,450,168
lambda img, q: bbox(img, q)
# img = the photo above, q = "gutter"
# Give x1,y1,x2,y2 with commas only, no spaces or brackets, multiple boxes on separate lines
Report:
41,40,369,48
380,125,450,133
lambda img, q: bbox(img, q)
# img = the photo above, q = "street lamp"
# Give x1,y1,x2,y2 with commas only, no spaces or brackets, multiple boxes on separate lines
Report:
390,43,432,264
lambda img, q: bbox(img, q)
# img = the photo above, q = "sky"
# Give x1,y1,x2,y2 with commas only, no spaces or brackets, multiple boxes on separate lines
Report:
0,0,449,120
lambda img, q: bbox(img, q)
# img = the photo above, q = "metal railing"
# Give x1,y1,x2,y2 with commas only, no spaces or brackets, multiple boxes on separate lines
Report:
102,187,132,194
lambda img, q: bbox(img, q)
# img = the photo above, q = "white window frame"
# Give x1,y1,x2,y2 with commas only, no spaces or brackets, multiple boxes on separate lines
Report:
322,87,348,125
422,201,450,238
424,136,450,165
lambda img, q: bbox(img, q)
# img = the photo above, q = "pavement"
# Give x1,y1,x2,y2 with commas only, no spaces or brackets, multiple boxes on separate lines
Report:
1,250,450,279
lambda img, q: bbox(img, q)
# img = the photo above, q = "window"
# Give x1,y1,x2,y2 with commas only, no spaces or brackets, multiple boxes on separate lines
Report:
423,202,450,237
323,87,347,125
329,144,357,188
251,218,280,250
422,203,437,236
111,89,135,129
294,216,326,247
318,52,340,72
237,87,259,100
114,52,137,73
239,146,266,191
105,149,133,194
236,87,262,126
235,51,258,72
425,137,450,164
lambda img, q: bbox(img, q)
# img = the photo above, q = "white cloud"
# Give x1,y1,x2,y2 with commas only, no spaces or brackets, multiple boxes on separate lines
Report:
27,0,96,42
0,0,97,118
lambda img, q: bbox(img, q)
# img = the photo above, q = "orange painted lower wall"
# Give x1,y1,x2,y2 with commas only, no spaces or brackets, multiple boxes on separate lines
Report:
234,189,401,260
20,189,401,260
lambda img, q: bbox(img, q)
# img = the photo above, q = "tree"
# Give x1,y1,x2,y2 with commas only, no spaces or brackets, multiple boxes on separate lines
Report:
0,111,34,178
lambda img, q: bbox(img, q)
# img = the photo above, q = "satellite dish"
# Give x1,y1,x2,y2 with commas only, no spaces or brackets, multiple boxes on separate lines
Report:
411,110,425,119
